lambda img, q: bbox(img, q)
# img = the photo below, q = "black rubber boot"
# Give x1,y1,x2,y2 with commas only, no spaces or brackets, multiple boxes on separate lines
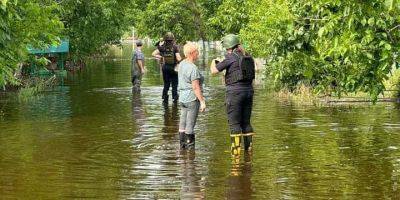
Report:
230,134,241,156
162,94,169,103
243,135,253,151
172,95,179,103
186,134,195,150
179,132,186,149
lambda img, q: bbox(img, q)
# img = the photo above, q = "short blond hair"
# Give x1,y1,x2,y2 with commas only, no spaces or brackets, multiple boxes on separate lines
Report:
183,42,199,57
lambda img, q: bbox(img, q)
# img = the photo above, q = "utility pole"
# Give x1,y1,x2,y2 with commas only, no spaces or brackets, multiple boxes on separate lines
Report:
132,27,135,51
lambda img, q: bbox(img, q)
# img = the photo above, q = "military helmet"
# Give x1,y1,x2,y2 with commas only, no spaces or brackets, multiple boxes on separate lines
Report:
164,32,175,41
222,34,240,49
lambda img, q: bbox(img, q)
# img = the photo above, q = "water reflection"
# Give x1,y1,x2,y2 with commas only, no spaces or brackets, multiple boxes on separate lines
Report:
179,151,205,199
227,153,253,200
131,89,145,128
2,44,400,199
162,102,179,137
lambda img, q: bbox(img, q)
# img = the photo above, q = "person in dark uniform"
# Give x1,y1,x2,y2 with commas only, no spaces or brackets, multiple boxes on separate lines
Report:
152,32,182,103
210,34,256,156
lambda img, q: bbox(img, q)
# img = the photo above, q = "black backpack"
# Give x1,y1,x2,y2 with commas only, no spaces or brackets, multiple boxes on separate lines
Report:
232,51,255,82
158,44,176,65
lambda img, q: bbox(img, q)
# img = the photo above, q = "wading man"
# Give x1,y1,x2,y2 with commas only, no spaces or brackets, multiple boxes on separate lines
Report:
152,32,182,103
131,40,145,92
210,34,255,156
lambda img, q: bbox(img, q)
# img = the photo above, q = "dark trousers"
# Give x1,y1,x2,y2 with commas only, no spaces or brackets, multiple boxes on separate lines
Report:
131,70,142,89
162,64,178,100
226,89,254,134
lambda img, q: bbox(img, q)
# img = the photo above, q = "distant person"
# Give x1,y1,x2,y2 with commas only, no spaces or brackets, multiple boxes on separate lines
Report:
131,40,146,91
178,42,206,150
210,34,256,156
152,32,182,103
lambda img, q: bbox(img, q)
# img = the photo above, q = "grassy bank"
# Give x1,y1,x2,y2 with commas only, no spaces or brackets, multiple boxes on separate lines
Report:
274,84,400,106
17,76,57,102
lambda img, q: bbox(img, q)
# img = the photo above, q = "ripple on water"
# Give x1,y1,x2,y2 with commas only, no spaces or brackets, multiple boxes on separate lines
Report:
4,56,400,199
383,123,400,130
290,117,317,127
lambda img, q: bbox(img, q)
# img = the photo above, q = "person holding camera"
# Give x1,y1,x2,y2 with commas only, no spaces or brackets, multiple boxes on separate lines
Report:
152,32,182,103
210,34,256,156
178,42,206,150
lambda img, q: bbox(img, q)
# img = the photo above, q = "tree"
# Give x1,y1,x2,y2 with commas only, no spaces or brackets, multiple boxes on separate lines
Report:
207,0,254,40
0,0,63,88
60,0,135,59
136,0,199,43
241,0,400,101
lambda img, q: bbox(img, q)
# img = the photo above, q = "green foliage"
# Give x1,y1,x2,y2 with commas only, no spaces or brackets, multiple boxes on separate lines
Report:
198,0,223,40
241,0,400,101
0,0,63,88
3,0,400,103
18,76,56,102
61,0,135,59
207,0,254,39
136,0,199,43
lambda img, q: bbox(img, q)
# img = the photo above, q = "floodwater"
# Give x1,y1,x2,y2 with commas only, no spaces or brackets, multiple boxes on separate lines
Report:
1,44,400,199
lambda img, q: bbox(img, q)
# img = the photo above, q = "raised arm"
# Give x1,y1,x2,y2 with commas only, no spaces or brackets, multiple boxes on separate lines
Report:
210,60,220,75
152,49,162,59
210,58,232,75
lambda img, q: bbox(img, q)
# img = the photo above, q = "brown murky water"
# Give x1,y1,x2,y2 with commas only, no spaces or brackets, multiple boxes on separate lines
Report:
1,44,400,199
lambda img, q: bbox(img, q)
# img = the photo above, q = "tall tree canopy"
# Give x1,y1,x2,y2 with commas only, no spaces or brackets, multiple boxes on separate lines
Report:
61,0,136,59
0,0,63,87
2,0,400,102
136,0,199,43
207,0,252,39
241,0,400,100
0,0,137,88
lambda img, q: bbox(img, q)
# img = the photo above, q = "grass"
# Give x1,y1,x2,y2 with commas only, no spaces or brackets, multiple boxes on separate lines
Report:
274,84,323,106
274,81,400,106
383,68,400,98
18,76,57,102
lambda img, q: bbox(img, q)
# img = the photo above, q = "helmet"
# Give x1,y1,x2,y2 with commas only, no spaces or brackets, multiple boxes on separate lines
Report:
135,40,143,46
222,34,240,49
164,32,175,41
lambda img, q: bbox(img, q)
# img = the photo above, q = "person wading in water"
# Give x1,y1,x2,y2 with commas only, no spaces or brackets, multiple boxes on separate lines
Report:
178,42,206,150
210,34,256,156
152,32,182,103
131,40,146,92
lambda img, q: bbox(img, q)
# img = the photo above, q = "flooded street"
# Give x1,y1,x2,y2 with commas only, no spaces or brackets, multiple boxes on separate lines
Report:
1,45,400,199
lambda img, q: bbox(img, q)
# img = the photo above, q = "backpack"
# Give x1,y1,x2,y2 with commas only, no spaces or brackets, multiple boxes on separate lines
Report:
229,51,255,83
158,44,176,65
